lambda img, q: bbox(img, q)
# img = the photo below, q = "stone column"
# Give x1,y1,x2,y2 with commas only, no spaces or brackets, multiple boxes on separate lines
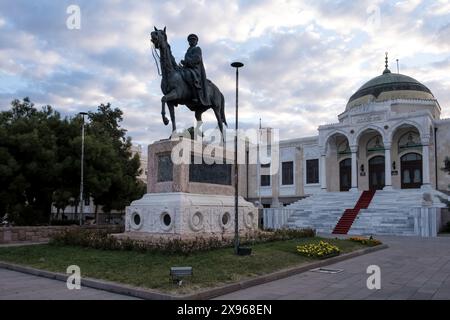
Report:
350,146,358,192
295,147,304,196
271,162,281,207
320,152,327,191
384,144,393,190
422,141,431,189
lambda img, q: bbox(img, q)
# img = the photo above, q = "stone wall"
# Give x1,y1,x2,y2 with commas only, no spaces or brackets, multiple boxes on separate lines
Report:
0,225,124,244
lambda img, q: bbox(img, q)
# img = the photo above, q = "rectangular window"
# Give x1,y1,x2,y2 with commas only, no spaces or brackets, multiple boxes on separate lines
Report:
261,163,271,187
282,161,294,185
306,159,319,184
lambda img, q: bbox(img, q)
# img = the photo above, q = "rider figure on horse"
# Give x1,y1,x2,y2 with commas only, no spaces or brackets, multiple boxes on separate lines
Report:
180,34,211,106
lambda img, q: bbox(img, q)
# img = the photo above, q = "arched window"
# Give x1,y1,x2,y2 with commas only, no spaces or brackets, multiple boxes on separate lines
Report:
339,158,351,192
369,156,385,190
398,131,421,153
401,153,422,189
367,135,384,152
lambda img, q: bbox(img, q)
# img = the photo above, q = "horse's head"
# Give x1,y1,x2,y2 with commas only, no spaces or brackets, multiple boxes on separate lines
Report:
151,26,167,49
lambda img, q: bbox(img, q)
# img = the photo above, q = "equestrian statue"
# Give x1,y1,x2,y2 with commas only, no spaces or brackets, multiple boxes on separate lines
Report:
150,27,227,138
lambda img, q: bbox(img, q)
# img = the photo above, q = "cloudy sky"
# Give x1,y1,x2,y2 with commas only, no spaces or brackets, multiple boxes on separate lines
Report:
1,0,450,147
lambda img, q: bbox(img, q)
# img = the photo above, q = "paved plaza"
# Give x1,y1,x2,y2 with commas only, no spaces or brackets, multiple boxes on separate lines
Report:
0,268,138,300
216,235,450,300
1,235,450,300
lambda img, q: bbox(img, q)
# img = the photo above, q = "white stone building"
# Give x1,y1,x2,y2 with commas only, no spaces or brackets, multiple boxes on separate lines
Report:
247,60,450,236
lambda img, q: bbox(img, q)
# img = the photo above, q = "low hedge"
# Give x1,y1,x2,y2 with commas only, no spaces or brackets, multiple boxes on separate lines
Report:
348,236,382,246
49,228,316,255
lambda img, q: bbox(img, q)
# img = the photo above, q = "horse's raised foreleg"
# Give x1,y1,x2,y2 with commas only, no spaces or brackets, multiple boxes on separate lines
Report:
161,99,169,126
161,90,178,127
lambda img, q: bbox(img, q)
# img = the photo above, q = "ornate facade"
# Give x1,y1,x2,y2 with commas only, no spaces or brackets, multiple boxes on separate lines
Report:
248,60,450,208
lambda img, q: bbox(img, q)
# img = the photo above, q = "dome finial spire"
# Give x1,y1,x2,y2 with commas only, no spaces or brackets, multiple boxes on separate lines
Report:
383,51,391,74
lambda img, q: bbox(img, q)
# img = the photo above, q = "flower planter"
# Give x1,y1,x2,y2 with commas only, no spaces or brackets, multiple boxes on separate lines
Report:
296,241,341,259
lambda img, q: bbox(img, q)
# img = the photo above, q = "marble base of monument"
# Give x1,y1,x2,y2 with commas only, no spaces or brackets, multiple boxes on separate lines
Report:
121,192,258,239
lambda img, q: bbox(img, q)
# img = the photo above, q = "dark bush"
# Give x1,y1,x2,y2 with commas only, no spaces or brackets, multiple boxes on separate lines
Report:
49,228,316,255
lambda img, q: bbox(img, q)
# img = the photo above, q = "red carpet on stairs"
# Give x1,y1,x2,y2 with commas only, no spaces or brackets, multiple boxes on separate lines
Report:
332,190,376,235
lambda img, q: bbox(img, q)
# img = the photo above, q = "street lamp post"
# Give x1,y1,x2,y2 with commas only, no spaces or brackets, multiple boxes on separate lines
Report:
231,61,244,255
79,112,88,226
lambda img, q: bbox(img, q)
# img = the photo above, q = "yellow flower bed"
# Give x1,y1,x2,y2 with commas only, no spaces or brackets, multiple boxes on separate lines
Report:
296,241,340,259
349,236,382,246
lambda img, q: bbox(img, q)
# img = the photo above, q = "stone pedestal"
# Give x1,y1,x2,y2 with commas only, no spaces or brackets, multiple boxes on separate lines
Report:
123,138,258,239
125,193,257,237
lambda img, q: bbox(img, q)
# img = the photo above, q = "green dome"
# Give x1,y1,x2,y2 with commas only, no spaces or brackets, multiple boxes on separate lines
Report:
347,69,434,108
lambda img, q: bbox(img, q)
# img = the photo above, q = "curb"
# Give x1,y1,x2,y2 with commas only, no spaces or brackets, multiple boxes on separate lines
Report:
189,243,388,299
0,244,388,300
0,261,174,300
0,242,49,248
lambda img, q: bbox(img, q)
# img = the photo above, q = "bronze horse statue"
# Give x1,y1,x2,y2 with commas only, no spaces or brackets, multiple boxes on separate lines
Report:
150,27,227,137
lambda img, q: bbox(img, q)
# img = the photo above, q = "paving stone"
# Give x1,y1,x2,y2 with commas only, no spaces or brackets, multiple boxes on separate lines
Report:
410,292,435,300
216,235,450,300
0,269,139,300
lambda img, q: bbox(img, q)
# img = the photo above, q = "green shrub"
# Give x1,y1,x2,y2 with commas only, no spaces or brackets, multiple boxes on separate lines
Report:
49,228,316,255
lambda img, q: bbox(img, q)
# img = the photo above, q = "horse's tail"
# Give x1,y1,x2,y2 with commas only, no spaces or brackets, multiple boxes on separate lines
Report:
220,93,227,127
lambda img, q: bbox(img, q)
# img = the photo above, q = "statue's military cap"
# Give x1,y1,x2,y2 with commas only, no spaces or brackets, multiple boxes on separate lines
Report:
187,34,198,41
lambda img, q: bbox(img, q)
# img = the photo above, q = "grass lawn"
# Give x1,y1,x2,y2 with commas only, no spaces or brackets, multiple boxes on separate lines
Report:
0,237,368,294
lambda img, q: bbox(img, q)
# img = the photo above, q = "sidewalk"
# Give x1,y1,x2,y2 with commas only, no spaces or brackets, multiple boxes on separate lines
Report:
0,268,139,300
215,235,450,300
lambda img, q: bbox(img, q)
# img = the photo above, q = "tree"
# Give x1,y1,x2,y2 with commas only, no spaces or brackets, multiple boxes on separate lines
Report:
0,98,61,224
0,98,146,225
84,104,145,221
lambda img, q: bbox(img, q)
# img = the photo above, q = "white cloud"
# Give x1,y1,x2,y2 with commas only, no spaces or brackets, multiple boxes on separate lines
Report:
0,0,449,145
426,0,450,15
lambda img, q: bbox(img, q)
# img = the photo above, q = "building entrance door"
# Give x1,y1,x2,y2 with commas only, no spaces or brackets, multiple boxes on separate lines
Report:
369,156,385,190
401,153,422,189
339,158,351,192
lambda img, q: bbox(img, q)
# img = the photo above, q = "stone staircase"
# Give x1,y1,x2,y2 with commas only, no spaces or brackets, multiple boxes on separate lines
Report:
285,191,362,233
285,189,448,236
333,190,376,235
349,189,446,236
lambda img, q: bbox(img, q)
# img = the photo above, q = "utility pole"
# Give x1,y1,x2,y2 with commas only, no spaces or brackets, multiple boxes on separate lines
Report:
79,112,88,226
231,61,244,255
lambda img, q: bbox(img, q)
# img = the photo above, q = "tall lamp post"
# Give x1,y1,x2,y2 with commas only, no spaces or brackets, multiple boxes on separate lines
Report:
79,112,88,226
231,61,244,255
